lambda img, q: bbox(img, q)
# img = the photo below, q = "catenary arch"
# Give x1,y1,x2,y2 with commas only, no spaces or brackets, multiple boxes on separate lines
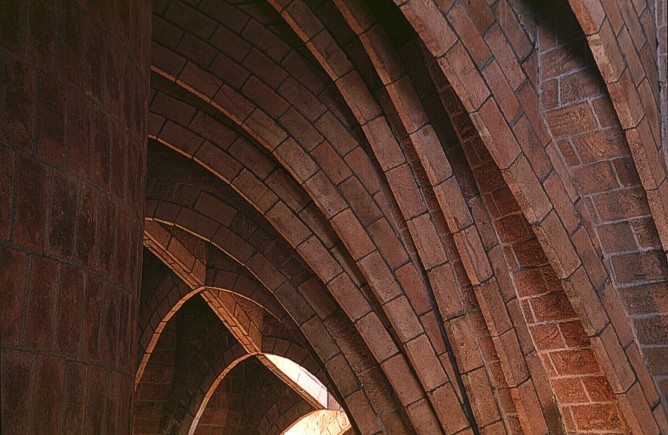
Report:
149,4,480,427
147,64,470,432
138,222,319,388
149,2,572,432
369,0,668,432
145,143,415,433
143,218,333,387
150,1,600,432
142,215,378,431
149,0,664,430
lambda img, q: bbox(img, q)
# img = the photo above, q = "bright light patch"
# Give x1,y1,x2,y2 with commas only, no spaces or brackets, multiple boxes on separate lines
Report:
266,354,329,408
283,410,351,435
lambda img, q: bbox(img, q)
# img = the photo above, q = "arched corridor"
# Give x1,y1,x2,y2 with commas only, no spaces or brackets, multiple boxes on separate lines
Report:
1,0,667,433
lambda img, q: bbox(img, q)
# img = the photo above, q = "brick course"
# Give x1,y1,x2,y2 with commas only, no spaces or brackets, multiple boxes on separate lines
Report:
2,0,667,433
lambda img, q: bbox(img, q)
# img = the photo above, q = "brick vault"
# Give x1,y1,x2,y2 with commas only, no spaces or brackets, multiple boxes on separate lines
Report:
1,0,667,433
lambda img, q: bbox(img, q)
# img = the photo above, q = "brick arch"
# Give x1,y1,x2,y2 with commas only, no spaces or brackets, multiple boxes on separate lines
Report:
188,356,315,435
293,1,566,432
566,0,668,251
135,263,197,385
284,409,352,435
142,221,340,433
144,219,330,388
144,220,289,322
534,1,668,421
137,221,301,387
183,343,251,435
147,0,666,431
150,20,472,430
254,392,314,435
149,1,478,418
391,0,667,431
133,294,242,434
268,0,663,433
145,147,413,433
146,69,458,431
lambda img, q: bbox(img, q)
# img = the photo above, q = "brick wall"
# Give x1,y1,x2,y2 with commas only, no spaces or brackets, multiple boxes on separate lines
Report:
0,0,150,433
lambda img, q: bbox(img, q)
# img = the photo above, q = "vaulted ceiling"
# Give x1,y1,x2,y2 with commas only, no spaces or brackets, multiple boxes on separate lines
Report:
1,0,666,433
132,0,668,433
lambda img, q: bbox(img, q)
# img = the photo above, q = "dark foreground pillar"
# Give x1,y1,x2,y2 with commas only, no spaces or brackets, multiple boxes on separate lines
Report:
1,0,150,432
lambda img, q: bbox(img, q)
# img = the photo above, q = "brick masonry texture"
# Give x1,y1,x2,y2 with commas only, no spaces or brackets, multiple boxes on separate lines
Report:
1,0,151,433
1,0,666,434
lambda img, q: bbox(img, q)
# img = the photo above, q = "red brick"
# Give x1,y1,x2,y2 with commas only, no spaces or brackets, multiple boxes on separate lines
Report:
582,376,615,401
531,292,577,322
0,247,29,345
244,108,287,150
400,0,457,57
555,322,588,350
492,0,532,60
393,263,430,316
448,2,491,67
37,75,66,166
484,24,525,90
560,68,606,105
621,282,668,315
412,125,454,185
34,355,66,428
409,214,448,270
634,316,668,346
339,176,382,226
297,236,341,283
550,348,600,375
15,156,48,250
483,60,521,122
358,250,402,304
328,273,370,320
553,378,588,404
529,324,565,350
228,137,274,180
545,102,599,138
242,75,289,119
1,349,37,431
0,148,13,241
381,354,424,406
164,2,216,40
194,141,243,182
572,161,620,194
212,85,254,123
513,267,549,297
477,100,522,170
311,141,352,185
594,187,650,222
572,127,629,163
194,192,237,227
441,42,491,112
178,61,222,100
330,209,374,260
571,403,622,431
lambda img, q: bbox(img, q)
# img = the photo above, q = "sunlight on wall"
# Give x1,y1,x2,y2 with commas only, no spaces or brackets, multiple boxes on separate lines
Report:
266,354,329,408
283,410,351,435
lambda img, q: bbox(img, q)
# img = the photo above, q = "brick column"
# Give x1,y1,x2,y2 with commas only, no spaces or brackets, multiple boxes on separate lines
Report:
1,1,150,433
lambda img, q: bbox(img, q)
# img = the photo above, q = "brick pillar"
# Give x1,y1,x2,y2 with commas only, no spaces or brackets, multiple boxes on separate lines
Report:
1,1,150,433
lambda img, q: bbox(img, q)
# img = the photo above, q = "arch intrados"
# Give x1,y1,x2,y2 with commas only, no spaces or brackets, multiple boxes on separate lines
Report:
325,2,555,431
144,137,426,388
282,409,352,435
388,0,664,430
149,6,490,430
142,228,335,420
148,70,462,432
143,212,400,432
